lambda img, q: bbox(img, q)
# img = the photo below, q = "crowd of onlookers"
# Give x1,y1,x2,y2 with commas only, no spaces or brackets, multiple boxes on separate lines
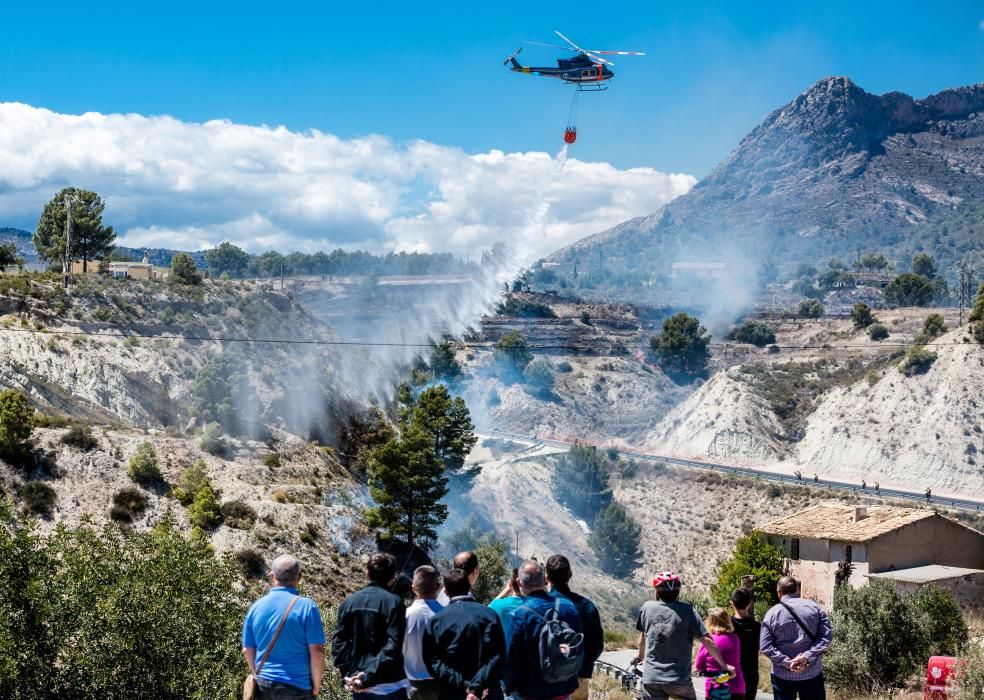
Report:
241,553,832,700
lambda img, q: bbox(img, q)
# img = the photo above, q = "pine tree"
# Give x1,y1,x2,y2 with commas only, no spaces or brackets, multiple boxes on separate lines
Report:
589,502,642,579
0,389,34,463
429,341,462,381
405,385,476,471
366,425,448,548
555,443,612,521
189,484,222,529
33,188,116,271
709,532,786,613
648,312,711,377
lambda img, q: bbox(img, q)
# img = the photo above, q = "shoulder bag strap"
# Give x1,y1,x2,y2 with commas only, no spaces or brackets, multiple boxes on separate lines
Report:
256,595,301,676
779,601,819,643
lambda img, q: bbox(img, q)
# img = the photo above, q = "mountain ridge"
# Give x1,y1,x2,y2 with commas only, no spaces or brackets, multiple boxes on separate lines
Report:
547,76,984,300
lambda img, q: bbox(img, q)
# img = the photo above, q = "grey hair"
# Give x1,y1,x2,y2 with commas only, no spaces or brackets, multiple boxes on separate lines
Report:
271,554,301,583
518,560,545,591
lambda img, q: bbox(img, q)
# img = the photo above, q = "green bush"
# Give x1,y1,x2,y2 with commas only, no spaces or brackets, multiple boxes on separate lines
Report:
260,452,281,468
914,584,969,657
851,302,876,329
219,500,256,530
954,645,984,700
710,532,785,618
173,459,209,506
188,485,222,529
494,331,533,373
524,357,555,395
108,505,133,523
867,323,889,341
729,321,777,347
199,422,226,456
234,548,267,579
21,482,56,516
61,425,98,451
899,345,938,376
0,389,34,465
973,321,984,346
112,486,149,518
127,441,162,485
826,580,929,693
798,299,824,317
648,312,711,378
921,313,946,339
0,500,251,699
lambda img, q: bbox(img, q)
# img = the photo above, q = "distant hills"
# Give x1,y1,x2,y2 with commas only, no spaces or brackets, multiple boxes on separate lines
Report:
547,76,984,301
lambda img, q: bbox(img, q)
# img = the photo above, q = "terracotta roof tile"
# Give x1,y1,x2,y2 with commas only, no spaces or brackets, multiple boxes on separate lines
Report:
757,503,935,543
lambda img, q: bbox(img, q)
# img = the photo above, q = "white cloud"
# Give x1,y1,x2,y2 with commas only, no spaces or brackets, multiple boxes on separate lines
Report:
0,102,695,260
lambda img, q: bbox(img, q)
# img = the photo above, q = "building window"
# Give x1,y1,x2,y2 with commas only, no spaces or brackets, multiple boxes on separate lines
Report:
844,545,852,564
791,538,800,560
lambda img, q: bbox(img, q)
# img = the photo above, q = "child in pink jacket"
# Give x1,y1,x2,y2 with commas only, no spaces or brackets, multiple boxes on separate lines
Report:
695,607,747,699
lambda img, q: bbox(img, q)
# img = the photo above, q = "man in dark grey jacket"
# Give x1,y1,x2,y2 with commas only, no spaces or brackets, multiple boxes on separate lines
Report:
332,553,409,700
546,555,603,700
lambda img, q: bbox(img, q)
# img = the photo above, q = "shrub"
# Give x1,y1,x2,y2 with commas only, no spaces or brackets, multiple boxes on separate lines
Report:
710,532,785,618
914,584,969,657
0,502,250,698
234,548,267,579
21,481,56,515
798,299,824,317
127,441,162,485
953,645,984,700
973,321,984,346
729,321,776,347
260,452,281,468
0,388,35,465
523,357,555,395
493,331,533,373
199,422,226,456
556,361,573,373
851,302,876,329
219,500,257,530
579,311,591,325
188,484,222,529
173,459,209,506
899,345,938,376
921,313,947,339
648,312,711,378
109,505,133,523
867,323,889,341
61,425,98,451
826,580,942,693
112,486,149,518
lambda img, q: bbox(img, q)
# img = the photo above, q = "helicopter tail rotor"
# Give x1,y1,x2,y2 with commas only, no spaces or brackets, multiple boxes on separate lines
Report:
503,47,523,67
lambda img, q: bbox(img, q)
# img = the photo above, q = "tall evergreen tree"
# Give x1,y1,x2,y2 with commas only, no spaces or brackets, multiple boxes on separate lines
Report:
429,341,462,381
554,443,612,521
366,425,449,548
589,502,642,579
404,385,477,471
0,242,23,272
648,312,711,378
33,188,116,272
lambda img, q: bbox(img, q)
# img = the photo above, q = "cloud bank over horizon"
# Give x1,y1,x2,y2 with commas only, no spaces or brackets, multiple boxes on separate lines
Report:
0,102,695,260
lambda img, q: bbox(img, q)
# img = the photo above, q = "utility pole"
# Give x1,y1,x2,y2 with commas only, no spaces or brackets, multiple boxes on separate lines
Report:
957,263,973,326
62,194,74,289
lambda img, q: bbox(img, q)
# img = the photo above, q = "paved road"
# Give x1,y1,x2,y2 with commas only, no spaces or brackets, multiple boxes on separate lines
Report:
597,650,774,700
485,430,984,513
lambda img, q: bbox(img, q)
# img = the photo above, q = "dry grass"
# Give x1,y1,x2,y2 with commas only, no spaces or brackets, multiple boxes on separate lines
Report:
589,671,635,700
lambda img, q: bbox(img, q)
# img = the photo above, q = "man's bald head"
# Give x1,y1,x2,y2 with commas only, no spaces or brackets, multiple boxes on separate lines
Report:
777,576,800,598
271,554,302,586
517,560,545,595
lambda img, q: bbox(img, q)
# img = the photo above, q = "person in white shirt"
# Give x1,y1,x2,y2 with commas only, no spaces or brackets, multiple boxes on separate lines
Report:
404,566,444,700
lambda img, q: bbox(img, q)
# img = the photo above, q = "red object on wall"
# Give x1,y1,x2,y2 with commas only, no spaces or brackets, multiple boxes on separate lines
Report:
563,127,577,144
924,656,957,700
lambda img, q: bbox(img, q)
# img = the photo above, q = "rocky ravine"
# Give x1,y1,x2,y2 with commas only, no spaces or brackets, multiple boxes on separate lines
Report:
642,327,984,496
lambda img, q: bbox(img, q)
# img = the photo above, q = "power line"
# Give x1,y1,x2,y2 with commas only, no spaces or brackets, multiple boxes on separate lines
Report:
0,324,977,352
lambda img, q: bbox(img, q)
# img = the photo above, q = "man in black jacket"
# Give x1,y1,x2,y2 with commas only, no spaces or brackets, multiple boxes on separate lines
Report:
422,569,506,700
546,555,604,700
730,587,761,697
332,553,409,700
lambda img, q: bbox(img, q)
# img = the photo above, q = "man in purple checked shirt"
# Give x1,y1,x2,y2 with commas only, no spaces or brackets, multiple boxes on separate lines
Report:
760,577,833,700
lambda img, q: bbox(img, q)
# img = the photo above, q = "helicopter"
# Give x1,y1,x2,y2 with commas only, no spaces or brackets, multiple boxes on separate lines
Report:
503,31,644,143
503,30,645,92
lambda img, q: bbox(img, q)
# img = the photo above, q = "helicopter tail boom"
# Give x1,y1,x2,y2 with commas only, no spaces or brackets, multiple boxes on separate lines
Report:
503,47,527,71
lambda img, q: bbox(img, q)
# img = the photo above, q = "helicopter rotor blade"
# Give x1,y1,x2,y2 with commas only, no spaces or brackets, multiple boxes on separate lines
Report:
554,30,587,54
586,49,646,56
523,40,577,51
585,53,615,66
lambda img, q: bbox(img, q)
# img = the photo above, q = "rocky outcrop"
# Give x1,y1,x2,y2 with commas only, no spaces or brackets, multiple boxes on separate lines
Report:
548,77,984,296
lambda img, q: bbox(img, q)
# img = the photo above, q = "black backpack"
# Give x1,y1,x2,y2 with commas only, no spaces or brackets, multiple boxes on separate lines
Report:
521,599,585,683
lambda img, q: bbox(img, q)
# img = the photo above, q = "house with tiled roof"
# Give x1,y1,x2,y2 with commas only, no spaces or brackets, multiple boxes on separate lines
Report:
758,503,984,607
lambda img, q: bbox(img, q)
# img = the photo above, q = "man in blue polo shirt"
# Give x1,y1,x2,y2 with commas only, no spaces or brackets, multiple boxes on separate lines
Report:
243,554,327,699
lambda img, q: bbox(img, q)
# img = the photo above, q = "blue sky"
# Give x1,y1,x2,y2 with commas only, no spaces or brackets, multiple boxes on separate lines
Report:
2,0,982,175
0,1,982,256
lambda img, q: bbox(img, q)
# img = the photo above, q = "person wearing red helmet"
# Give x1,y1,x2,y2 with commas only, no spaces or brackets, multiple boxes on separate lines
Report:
634,571,734,700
